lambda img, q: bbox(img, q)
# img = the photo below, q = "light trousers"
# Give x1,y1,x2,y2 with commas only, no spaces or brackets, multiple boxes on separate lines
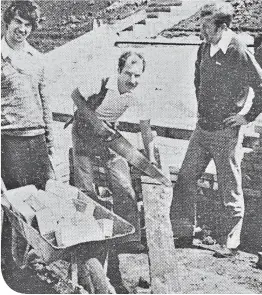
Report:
72,122,140,242
170,124,244,249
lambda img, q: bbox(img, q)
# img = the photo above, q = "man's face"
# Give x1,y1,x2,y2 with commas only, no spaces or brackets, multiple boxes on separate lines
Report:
200,16,223,44
6,12,32,44
118,56,144,94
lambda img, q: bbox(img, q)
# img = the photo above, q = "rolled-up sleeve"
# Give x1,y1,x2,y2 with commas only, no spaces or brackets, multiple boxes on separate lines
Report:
243,49,262,122
39,63,54,148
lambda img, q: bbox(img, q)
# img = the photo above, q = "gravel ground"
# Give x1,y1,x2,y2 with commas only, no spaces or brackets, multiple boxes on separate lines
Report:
119,246,262,294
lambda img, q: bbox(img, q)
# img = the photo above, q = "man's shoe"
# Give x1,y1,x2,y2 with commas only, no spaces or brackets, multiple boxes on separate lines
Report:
213,247,238,258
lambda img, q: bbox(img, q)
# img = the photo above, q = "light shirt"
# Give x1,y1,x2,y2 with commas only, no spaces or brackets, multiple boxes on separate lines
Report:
1,37,41,73
1,38,53,146
210,29,234,57
78,73,150,123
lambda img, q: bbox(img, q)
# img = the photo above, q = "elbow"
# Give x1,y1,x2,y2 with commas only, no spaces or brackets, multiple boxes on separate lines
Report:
71,87,85,109
71,88,79,105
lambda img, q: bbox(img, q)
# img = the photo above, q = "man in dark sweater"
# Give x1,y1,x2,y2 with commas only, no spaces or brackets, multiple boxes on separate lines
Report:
170,2,262,257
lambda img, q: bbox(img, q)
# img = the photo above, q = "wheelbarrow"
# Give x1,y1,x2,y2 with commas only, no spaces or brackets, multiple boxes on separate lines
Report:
1,185,135,294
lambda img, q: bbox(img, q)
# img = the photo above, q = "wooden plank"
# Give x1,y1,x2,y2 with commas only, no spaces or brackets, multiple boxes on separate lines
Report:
146,7,171,13
257,252,262,269
148,0,182,7
141,148,180,293
146,12,159,18
111,10,147,32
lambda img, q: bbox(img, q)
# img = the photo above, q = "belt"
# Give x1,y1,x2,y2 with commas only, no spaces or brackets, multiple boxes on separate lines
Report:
64,111,116,130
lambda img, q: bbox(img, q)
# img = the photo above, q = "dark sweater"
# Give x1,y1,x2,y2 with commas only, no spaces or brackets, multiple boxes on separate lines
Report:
194,34,262,131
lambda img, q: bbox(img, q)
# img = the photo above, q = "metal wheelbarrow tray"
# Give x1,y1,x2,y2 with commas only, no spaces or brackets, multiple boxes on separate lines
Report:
2,195,135,264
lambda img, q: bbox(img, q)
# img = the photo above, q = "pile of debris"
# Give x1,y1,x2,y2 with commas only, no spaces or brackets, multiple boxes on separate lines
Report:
161,0,262,38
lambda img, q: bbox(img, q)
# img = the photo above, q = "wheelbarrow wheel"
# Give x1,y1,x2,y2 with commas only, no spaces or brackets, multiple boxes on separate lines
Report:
78,258,109,294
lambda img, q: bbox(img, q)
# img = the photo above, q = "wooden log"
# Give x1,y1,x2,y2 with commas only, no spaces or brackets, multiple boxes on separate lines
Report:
141,148,180,293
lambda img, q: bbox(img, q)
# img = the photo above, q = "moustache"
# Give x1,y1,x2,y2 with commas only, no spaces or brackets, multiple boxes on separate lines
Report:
127,82,137,88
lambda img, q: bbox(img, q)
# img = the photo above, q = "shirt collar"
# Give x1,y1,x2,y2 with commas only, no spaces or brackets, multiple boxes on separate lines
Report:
106,74,134,96
106,74,119,92
217,29,234,54
210,29,234,56
1,37,35,60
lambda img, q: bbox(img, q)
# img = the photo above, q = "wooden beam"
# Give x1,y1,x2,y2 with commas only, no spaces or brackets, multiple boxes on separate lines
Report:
52,112,193,140
141,147,180,293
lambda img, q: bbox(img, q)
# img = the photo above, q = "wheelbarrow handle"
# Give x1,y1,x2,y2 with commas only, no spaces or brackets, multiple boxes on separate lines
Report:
1,178,11,209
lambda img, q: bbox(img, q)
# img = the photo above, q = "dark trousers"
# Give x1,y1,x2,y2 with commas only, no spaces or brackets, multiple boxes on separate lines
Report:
1,134,52,279
1,134,51,190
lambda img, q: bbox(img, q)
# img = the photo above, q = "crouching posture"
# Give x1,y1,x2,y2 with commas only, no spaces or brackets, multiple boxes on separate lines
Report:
71,52,155,243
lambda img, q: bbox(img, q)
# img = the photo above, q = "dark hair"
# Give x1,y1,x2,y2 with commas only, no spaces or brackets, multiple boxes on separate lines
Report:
3,1,40,31
118,51,146,73
200,3,234,29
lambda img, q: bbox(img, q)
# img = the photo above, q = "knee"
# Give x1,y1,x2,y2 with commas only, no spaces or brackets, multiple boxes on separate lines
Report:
118,183,136,200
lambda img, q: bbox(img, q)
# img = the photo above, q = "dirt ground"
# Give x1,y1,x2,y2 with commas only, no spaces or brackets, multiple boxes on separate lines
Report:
119,245,262,294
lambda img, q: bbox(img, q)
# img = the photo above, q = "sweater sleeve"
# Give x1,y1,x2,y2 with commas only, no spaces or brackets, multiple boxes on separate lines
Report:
194,42,206,101
242,48,262,122
39,62,54,149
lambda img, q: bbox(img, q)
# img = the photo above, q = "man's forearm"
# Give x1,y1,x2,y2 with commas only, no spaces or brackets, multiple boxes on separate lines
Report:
71,88,115,138
140,119,156,163
39,73,54,148
243,48,262,122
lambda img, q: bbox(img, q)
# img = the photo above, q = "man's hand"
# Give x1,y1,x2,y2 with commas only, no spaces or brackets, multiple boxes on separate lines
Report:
223,114,248,128
48,147,55,157
95,121,116,140
149,150,158,166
